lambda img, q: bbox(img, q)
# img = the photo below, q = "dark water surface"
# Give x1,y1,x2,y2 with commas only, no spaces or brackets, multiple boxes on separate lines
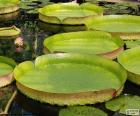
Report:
0,1,140,116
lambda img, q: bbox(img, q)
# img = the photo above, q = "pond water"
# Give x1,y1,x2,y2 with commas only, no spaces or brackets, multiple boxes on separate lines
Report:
0,12,52,63
0,1,140,116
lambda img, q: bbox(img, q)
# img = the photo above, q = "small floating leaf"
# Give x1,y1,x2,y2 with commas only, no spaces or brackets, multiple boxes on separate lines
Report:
105,95,140,115
59,106,107,116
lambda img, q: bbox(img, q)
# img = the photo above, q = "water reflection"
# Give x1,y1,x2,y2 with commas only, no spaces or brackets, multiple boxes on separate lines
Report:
14,91,62,116
0,38,16,59
38,21,86,33
0,13,51,62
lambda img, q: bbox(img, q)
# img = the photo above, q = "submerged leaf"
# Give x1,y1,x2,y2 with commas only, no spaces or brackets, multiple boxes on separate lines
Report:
20,0,51,14
59,106,107,116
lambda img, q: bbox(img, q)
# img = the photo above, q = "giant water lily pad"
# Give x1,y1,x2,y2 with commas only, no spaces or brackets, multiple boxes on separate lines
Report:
0,0,20,14
38,3,103,25
14,53,127,105
0,11,19,22
44,31,124,59
85,15,140,40
0,56,16,88
59,106,107,116
105,95,140,115
118,46,140,85
0,26,21,39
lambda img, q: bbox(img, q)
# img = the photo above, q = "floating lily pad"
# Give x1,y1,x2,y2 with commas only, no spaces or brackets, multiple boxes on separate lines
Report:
59,106,107,116
44,31,124,59
85,15,140,40
118,46,140,85
105,95,140,115
14,53,127,105
39,3,104,25
0,26,21,39
0,56,16,88
0,0,20,14
0,11,19,22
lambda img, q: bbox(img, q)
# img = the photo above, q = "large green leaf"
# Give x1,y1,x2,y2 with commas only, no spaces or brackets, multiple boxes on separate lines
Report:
14,53,126,93
85,15,140,33
44,31,124,58
118,47,140,75
14,53,127,105
39,3,103,25
105,95,140,115
59,106,107,116
118,46,140,85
